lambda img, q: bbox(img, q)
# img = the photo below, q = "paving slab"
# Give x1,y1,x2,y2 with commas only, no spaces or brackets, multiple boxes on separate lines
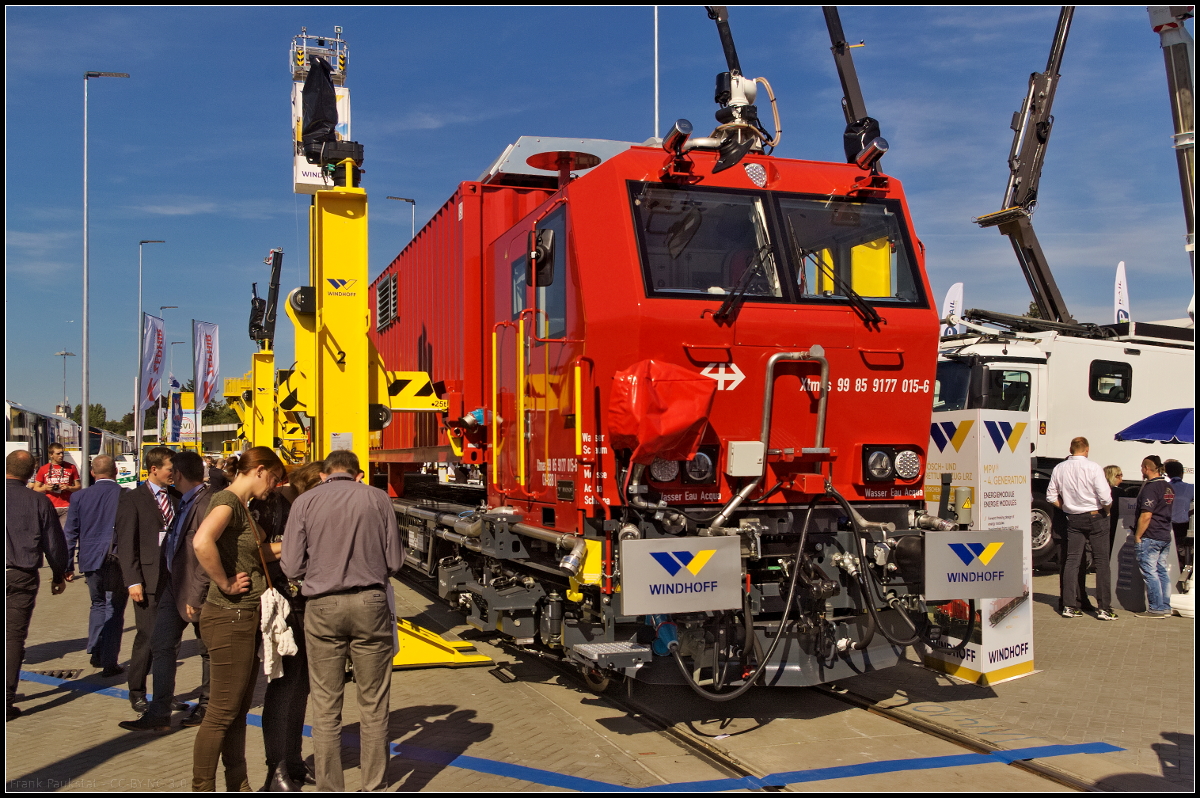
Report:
835,572,1194,791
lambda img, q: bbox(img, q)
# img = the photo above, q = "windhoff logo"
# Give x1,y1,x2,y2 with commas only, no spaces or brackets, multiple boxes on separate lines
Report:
326,278,358,296
929,420,973,453
648,550,719,595
946,541,1006,583
983,420,1027,453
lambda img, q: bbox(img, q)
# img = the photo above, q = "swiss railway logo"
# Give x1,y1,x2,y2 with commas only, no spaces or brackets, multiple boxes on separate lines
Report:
929,420,973,452
983,421,1026,453
948,541,1004,567
650,550,716,577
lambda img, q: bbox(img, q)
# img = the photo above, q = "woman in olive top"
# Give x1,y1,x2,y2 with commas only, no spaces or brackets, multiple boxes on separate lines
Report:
191,447,285,792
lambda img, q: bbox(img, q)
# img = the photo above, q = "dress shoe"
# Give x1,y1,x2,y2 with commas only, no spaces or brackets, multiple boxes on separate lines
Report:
172,700,190,712
6,705,21,722
181,705,206,728
118,713,170,733
287,762,316,786
89,654,102,668
99,665,125,678
131,697,148,715
262,762,301,792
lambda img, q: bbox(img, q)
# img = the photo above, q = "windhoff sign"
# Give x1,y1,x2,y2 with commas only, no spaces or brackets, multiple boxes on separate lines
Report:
924,528,1024,600
620,536,741,616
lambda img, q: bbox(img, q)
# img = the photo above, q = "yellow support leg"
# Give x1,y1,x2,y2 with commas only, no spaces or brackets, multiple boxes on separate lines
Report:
391,618,493,670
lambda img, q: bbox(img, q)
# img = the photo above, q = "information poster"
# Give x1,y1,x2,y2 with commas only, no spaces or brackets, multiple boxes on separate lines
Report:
923,409,1034,685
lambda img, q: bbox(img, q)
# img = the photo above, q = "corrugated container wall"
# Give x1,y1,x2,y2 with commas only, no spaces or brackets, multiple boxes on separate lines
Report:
370,182,553,460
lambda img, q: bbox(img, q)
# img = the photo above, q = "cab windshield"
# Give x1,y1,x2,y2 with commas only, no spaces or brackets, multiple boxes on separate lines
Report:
629,182,925,307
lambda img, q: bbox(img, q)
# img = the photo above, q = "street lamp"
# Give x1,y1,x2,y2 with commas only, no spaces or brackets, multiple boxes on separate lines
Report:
154,306,178,443
133,240,165,472
53,351,76,415
386,196,416,242
82,69,129,486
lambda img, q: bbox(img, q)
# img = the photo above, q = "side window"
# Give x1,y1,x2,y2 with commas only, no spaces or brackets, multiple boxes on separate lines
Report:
511,256,527,322
1089,360,1131,403
535,207,568,340
983,369,1031,411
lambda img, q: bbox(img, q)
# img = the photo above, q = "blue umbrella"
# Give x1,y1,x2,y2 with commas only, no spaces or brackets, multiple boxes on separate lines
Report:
1114,408,1195,444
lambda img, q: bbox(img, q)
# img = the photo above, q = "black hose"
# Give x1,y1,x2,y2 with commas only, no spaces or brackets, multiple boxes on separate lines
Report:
671,497,820,702
826,488,923,647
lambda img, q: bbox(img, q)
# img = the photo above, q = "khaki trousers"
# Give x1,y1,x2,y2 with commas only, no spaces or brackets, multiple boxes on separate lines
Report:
193,602,260,791
305,589,392,791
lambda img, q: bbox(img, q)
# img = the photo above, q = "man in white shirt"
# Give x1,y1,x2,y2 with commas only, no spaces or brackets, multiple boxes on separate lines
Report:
1046,436,1116,620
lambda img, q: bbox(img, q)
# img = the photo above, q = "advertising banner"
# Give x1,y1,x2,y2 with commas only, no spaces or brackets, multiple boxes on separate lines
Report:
923,409,1034,685
139,314,165,411
1114,261,1131,323
193,320,220,416
620,536,741,616
169,389,182,442
940,282,964,336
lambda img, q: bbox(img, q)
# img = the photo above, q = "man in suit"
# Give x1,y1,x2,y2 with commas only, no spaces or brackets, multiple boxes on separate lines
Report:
63,455,127,677
120,451,213,731
115,445,180,714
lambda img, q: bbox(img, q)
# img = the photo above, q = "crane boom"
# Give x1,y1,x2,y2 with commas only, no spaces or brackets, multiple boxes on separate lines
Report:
822,6,888,171
1148,5,1196,277
975,6,1076,325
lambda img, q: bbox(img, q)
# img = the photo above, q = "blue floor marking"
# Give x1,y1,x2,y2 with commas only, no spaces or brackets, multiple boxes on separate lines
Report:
21,670,1123,792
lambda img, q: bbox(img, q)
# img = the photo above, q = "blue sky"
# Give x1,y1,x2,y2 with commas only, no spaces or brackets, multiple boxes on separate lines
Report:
5,6,1194,418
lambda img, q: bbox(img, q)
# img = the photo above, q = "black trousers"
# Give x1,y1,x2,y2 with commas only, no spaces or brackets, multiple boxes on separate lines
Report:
1063,512,1112,611
128,588,162,702
261,608,309,769
6,569,39,708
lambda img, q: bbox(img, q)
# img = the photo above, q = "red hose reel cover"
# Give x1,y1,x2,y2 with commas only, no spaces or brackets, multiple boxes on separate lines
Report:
608,359,717,465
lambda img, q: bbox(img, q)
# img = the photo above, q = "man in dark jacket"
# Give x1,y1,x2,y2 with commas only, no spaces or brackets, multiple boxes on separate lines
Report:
6,450,68,721
115,445,180,714
63,454,127,677
120,451,213,731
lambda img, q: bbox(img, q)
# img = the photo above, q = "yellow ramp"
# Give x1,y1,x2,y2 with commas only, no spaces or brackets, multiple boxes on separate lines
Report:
392,619,493,670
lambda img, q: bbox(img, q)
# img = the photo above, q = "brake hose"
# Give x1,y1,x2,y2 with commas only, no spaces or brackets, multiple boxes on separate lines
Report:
826,488,923,647
670,497,820,702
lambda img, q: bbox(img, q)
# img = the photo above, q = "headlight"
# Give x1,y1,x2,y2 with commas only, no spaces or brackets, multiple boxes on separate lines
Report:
863,447,895,481
649,458,680,483
894,450,922,480
684,451,715,483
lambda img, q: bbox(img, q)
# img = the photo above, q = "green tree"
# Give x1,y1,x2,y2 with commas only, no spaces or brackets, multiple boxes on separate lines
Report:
70,403,107,426
1024,301,1042,319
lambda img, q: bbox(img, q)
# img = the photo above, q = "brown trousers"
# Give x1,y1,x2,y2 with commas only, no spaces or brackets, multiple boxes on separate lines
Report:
193,602,260,791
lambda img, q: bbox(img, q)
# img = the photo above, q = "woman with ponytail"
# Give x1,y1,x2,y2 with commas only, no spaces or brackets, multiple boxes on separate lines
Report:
190,446,285,792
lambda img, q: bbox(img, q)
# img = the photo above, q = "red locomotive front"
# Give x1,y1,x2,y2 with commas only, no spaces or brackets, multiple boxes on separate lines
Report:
369,9,963,698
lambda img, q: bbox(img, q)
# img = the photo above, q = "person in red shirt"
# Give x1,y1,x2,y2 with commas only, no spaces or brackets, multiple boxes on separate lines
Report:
32,443,81,524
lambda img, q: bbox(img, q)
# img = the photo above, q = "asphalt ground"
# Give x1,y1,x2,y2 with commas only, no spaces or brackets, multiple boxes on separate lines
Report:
4,569,1191,792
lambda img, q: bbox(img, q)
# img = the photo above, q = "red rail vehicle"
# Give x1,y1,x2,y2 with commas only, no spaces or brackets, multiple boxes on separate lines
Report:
369,7,963,699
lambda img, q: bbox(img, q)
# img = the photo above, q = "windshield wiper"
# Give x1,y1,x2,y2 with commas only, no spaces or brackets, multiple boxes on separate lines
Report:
713,244,773,323
787,216,884,327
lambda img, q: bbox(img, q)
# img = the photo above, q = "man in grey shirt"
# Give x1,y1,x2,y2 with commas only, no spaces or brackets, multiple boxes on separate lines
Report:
281,450,403,791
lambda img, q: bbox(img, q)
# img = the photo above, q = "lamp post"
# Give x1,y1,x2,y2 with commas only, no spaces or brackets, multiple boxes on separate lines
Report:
53,351,76,416
82,70,129,486
133,240,165,473
386,196,416,241
155,306,178,443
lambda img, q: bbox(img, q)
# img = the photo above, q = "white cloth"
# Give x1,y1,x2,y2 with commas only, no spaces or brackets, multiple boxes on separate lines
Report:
1046,456,1111,514
259,587,297,681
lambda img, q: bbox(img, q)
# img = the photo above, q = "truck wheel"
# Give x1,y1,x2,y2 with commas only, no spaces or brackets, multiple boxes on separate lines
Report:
1031,499,1063,572
581,666,620,694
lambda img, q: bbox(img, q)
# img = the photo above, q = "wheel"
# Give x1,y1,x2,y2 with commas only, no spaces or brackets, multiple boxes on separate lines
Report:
1030,498,1064,572
581,666,620,694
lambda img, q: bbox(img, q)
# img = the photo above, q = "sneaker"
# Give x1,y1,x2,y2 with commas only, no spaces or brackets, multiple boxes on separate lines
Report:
1061,607,1084,618
1135,610,1168,618
1096,609,1118,621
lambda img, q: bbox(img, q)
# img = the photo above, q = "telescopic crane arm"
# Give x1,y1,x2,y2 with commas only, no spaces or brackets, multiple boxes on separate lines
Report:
1148,5,1195,277
822,7,888,171
975,6,1076,325
249,248,284,348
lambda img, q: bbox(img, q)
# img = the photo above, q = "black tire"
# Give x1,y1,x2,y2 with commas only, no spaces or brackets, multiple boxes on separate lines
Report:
1031,498,1064,572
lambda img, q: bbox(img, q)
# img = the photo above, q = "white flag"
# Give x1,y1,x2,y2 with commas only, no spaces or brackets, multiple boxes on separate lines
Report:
193,320,220,416
1114,261,1130,324
139,314,166,411
940,282,965,336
